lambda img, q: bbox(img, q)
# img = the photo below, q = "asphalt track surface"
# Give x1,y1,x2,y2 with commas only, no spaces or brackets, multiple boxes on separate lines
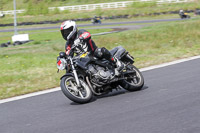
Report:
0,58,200,133
0,18,182,32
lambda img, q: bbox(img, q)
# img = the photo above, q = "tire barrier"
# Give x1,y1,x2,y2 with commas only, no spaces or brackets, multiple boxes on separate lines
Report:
0,40,33,48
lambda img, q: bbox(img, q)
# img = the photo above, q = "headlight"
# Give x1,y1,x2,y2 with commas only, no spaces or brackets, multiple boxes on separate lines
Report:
57,58,67,70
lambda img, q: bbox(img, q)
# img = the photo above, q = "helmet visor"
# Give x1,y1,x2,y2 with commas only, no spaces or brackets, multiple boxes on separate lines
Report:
61,26,73,40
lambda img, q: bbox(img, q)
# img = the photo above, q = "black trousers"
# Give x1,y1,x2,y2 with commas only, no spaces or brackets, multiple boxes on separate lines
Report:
94,47,114,62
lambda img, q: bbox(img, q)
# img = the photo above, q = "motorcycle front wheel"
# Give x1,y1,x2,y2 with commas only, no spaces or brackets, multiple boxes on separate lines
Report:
120,64,144,91
60,76,92,104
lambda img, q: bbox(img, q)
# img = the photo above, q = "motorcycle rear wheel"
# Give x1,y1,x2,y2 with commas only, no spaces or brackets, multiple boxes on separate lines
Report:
61,76,92,104
120,64,144,91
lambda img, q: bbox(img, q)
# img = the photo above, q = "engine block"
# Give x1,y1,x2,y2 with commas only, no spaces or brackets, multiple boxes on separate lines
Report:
88,64,112,85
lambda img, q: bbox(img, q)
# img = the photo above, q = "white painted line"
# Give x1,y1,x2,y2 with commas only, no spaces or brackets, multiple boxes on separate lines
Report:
0,87,60,104
140,55,200,72
0,55,200,104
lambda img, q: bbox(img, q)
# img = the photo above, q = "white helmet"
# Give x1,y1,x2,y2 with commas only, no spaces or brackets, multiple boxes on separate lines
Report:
60,20,77,40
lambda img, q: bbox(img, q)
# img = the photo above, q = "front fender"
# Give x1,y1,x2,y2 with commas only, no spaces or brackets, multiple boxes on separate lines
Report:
60,73,85,81
60,73,74,80
122,70,135,75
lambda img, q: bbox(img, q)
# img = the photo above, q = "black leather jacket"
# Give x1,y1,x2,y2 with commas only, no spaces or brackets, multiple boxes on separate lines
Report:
65,29,97,56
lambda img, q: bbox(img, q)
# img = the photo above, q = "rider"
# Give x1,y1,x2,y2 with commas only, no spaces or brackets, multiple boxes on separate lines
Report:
179,10,184,16
93,15,101,24
60,20,123,76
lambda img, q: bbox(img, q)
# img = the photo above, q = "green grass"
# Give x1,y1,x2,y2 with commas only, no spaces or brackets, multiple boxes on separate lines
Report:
0,18,200,99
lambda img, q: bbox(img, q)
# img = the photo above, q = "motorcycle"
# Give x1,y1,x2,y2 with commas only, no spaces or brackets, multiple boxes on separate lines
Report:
195,10,200,15
91,17,102,24
57,45,144,104
179,12,190,19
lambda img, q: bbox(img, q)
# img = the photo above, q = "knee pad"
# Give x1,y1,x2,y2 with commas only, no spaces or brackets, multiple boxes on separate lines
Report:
101,47,112,60
94,47,112,60
94,48,103,59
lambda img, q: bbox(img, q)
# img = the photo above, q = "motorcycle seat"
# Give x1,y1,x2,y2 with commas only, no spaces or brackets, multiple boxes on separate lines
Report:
110,46,126,58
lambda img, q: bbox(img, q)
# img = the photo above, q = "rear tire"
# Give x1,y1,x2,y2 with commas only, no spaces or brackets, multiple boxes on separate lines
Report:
61,76,92,104
120,65,144,91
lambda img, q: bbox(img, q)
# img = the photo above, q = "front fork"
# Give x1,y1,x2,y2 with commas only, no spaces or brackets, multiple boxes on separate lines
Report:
69,57,81,87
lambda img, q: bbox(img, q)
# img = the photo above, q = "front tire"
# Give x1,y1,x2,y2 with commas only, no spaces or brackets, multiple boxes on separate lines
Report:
61,76,92,104
120,65,144,91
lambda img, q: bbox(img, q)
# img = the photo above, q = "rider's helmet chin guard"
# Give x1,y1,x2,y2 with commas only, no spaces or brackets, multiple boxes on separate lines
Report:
60,20,77,41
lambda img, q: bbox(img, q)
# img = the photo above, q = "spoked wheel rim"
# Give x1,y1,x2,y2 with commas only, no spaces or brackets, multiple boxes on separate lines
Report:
64,77,91,99
126,67,142,86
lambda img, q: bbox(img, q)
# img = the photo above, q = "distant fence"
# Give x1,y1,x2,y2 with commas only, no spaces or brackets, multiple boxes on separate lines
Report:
49,1,133,11
49,0,192,11
1,9,25,15
1,0,194,15
157,0,190,3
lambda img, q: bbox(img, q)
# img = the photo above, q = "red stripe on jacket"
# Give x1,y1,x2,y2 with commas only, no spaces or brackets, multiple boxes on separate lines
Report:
89,39,94,51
